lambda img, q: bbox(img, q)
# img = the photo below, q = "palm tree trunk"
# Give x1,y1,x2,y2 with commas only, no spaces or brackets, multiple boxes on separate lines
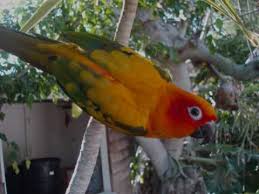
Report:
114,0,138,45
65,117,105,194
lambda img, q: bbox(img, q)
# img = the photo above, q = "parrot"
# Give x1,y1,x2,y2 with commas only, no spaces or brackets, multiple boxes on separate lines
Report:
0,26,217,138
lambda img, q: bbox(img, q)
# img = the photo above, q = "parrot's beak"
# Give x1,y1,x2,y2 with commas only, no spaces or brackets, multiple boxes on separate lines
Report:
191,122,215,143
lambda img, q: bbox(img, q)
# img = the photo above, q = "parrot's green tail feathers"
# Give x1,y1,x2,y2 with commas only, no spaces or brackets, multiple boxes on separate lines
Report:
0,26,57,71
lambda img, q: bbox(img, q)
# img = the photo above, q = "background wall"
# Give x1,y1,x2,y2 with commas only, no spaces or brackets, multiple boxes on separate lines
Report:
0,102,89,167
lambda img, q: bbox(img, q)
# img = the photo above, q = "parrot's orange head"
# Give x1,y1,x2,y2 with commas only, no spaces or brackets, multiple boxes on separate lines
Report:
149,84,217,138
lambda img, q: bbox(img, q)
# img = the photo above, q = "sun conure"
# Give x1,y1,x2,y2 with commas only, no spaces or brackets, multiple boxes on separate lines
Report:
0,26,217,138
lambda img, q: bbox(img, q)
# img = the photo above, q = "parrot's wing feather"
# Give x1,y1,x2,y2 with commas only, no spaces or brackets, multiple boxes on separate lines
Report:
61,32,171,91
39,43,148,136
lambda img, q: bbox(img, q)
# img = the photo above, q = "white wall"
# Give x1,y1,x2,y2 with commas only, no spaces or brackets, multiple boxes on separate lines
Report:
0,102,89,167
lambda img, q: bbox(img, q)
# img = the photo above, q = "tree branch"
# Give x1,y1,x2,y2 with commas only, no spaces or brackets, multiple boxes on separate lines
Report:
136,11,259,81
178,40,259,81
65,118,105,194
135,137,172,179
180,156,225,166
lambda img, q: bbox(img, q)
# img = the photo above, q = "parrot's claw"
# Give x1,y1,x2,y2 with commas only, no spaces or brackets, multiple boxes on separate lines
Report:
163,155,187,182
175,160,187,179
170,156,187,179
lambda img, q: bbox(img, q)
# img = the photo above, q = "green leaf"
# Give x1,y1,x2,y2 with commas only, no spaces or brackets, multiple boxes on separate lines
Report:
11,161,20,175
71,103,83,118
25,159,31,170
0,133,7,142
169,48,180,64
206,34,216,53
215,18,223,30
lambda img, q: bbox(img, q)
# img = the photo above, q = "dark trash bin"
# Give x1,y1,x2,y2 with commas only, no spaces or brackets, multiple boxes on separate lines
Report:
21,158,61,194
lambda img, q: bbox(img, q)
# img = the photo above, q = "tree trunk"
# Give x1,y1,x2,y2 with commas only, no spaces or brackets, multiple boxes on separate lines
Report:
107,130,133,194
114,0,138,45
65,117,105,194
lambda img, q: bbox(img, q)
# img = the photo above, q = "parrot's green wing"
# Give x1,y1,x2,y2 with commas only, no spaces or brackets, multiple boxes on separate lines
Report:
49,54,148,136
61,32,173,84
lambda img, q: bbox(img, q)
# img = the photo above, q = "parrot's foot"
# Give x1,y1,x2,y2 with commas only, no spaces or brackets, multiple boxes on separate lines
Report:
163,156,187,182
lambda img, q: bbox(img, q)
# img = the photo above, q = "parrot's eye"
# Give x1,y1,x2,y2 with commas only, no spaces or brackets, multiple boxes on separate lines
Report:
188,106,202,121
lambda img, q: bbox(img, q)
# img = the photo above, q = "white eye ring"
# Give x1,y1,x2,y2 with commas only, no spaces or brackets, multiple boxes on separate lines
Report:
188,106,202,121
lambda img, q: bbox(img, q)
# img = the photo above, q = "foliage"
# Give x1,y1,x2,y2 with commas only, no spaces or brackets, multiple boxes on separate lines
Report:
193,2,259,190
204,0,259,47
194,33,259,192
0,132,21,173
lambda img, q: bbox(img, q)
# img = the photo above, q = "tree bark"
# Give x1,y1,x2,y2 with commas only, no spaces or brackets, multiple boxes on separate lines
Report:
65,117,105,194
135,137,171,179
107,130,133,194
114,0,138,45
